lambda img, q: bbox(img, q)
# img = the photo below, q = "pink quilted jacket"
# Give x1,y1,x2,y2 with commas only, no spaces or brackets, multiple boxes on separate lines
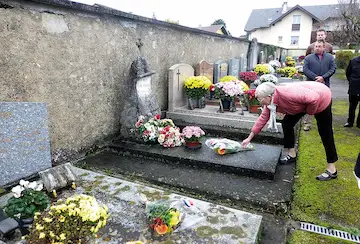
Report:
251,81,332,134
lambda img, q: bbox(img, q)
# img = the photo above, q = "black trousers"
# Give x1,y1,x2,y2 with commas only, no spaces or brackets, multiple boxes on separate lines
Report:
281,103,338,163
355,153,360,178
347,94,360,126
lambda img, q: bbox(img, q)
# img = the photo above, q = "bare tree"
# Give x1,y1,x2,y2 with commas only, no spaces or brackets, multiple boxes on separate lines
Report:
337,0,360,50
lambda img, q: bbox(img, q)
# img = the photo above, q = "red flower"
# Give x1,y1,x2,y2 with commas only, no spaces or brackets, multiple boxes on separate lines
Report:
155,114,161,120
210,85,215,92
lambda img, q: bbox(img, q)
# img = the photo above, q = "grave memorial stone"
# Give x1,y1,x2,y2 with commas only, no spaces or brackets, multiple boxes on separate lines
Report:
249,38,259,70
168,64,196,110
213,60,228,84
228,58,240,78
195,60,214,83
120,56,161,140
0,102,52,187
239,54,247,72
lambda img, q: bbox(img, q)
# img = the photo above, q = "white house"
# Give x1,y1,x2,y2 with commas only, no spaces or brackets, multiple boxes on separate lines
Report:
244,2,343,56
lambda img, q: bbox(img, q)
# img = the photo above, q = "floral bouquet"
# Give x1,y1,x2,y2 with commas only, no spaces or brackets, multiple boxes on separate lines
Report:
254,74,278,86
184,76,212,99
146,200,183,236
269,60,281,70
5,180,50,219
240,71,257,85
158,125,184,148
214,81,244,100
26,194,109,243
254,64,271,76
285,56,296,67
182,126,205,142
135,115,178,144
205,138,255,155
244,89,260,105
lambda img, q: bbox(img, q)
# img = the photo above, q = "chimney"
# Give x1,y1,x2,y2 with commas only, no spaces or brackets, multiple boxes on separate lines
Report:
282,2,288,14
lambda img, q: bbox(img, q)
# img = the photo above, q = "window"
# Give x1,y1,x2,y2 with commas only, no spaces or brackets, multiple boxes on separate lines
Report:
292,15,301,31
291,36,299,45
278,36,283,42
323,25,330,31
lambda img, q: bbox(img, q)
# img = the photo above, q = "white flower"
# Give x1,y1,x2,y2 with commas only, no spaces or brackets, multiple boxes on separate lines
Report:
19,180,29,188
28,181,38,190
35,183,44,191
158,134,165,143
12,185,24,198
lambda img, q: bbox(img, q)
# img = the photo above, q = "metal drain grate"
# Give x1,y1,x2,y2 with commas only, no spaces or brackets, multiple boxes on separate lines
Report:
300,222,360,243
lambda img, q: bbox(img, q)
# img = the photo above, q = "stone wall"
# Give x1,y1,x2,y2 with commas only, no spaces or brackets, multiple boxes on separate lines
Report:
0,0,249,160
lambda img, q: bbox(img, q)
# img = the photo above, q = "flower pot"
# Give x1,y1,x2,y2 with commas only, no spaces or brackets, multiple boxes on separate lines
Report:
185,140,202,149
188,97,206,110
220,99,236,112
250,104,261,114
16,217,34,235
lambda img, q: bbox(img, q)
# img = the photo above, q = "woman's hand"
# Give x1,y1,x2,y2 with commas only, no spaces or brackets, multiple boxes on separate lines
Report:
241,138,251,148
241,132,255,148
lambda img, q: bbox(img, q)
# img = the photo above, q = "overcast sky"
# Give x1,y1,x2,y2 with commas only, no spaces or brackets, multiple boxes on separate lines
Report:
74,0,339,36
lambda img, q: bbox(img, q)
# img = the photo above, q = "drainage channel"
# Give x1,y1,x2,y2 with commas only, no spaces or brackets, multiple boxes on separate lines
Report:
300,222,360,243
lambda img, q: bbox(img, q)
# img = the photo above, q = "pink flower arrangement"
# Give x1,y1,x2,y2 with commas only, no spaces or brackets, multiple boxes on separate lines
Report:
158,125,184,148
182,126,205,142
239,71,257,82
214,81,243,99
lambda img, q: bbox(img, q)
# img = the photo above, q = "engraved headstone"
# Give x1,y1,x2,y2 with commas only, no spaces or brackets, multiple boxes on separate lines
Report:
120,56,161,139
0,102,52,187
228,58,240,78
195,60,214,83
168,64,195,111
214,60,228,84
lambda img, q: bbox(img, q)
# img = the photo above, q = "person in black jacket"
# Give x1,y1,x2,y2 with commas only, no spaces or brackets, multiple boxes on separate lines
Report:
344,56,360,128
354,153,360,189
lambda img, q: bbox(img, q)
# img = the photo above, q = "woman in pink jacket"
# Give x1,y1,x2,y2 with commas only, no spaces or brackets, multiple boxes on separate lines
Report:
241,81,338,181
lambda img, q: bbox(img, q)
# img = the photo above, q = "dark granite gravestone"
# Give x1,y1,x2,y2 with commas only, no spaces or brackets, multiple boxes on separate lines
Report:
214,60,228,84
120,56,161,139
0,102,52,187
228,58,240,78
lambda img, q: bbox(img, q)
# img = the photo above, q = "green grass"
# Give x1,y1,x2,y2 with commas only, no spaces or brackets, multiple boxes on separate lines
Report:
289,100,360,243
289,231,354,244
334,69,346,80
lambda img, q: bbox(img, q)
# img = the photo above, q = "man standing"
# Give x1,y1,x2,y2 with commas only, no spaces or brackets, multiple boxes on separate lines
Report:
344,55,360,128
303,39,336,86
306,29,333,56
303,29,334,131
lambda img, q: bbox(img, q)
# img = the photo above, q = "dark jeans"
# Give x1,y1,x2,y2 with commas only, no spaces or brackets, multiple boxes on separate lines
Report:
347,94,360,126
355,153,360,178
281,103,338,163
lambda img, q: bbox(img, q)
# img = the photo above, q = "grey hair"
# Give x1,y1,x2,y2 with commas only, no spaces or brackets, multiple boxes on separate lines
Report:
255,82,276,98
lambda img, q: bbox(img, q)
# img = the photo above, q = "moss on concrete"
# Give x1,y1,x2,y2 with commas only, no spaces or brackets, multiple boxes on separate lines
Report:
291,100,360,229
289,230,354,244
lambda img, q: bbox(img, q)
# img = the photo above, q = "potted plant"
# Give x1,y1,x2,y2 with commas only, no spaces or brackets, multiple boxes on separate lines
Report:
182,126,205,149
26,194,109,243
213,79,244,112
184,76,212,110
239,71,257,86
245,89,262,113
4,180,50,235
254,64,271,76
254,74,278,87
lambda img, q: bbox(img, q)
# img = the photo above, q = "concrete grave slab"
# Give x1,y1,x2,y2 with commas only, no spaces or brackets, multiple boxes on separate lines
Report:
68,166,263,244
111,136,282,180
168,64,194,112
0,102,51,187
